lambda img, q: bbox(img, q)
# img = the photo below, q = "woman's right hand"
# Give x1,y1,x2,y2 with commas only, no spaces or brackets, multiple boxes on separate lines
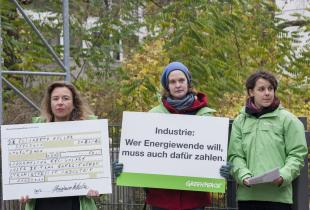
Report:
87,189,99,198
20,195,29,204
243,178,250,187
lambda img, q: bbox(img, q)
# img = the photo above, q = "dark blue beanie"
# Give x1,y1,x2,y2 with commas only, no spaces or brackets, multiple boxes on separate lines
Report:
160,61,192,90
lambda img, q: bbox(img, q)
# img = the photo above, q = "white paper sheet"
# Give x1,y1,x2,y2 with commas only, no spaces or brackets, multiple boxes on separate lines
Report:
248,168,280,185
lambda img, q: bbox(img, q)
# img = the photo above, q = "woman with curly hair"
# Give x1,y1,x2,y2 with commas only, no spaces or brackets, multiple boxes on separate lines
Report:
21,81,99,210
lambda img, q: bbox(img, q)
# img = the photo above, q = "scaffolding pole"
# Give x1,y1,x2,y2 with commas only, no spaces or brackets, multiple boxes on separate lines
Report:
0,4,3,126
63,0,70,81
2,77,40,111
0,8,3,210
2,70,67,76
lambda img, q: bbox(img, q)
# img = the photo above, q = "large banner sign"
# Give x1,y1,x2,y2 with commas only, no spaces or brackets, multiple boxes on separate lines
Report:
117,112,229,193
1,119,112,200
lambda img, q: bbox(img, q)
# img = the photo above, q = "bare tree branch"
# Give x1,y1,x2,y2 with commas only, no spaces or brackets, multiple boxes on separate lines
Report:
150,0,163,9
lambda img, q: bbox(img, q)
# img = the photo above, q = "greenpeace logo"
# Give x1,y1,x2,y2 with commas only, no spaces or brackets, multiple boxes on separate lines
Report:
185,180,222,189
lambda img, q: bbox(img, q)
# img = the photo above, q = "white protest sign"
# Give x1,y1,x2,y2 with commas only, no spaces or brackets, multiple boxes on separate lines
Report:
117,111,229,193
1,119,112,200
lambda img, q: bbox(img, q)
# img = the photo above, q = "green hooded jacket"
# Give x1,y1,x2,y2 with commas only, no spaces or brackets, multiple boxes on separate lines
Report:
25,116,98,210
228,106,307,204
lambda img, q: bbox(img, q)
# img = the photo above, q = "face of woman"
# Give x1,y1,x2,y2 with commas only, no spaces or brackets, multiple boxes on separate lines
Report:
168,70,189,99
249,78,275,109
50,87,74,122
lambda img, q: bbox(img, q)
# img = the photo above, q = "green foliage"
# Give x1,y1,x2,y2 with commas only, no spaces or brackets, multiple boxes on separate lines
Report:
1,0,145,123
119,0,310,120
117,39,169,112
1,0,58,71
1,0,309,125
74,77,123,123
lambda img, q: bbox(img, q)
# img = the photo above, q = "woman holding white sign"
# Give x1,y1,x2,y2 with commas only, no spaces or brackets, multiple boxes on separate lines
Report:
115,61,224,210
20,81,99,210
147,61,215,210
228,71,307,210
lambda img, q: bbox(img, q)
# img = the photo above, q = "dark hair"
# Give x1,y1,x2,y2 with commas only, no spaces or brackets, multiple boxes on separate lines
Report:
245,71,278,95
41,81,93,122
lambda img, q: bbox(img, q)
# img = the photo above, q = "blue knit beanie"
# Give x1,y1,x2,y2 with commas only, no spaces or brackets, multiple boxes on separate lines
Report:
160,61,192,90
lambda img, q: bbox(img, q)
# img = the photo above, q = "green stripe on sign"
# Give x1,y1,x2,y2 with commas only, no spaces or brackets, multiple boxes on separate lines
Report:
116,173,226,193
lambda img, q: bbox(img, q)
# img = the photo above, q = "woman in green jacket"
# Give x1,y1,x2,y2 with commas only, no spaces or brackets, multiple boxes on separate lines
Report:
21,81,98,210
146,61,215,210
114,61,232,210
228,71,307,210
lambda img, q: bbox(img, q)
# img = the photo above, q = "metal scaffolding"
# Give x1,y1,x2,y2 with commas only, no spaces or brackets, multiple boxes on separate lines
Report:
0,0,71,123
0,3,3,126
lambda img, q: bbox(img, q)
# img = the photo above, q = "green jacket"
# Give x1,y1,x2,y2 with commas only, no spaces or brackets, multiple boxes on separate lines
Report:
32,115,98,123
149,102,216,116
228,106,307,204
26,116,98,210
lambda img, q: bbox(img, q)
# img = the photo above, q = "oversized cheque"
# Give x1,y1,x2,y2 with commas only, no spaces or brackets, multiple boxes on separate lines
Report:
1,119,111,200
117,111,229,193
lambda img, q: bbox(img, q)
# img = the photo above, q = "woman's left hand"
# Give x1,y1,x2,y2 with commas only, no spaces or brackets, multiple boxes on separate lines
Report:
87,189,99,198
273,176,283,186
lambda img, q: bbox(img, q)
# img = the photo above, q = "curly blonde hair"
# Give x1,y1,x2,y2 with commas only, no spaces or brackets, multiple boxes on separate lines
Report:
40,81,93,122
